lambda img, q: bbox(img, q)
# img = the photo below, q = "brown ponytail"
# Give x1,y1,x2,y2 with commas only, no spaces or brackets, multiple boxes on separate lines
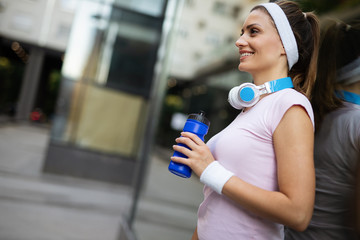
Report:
276,1,320,99
311,19,360,130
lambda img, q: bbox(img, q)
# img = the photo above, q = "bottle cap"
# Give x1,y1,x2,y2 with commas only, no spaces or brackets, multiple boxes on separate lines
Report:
188,111,210,127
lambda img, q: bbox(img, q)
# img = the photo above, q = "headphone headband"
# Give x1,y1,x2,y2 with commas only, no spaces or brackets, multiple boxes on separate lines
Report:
228,77,294,110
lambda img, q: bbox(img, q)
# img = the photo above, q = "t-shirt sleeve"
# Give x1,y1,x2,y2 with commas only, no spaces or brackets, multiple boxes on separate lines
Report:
267,90,315,134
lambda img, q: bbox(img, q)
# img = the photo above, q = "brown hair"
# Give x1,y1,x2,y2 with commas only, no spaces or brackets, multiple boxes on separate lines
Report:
252,1,320,99
311,19,360,130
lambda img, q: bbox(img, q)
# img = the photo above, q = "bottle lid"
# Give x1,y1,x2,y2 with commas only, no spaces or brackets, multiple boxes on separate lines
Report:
188,111,210,127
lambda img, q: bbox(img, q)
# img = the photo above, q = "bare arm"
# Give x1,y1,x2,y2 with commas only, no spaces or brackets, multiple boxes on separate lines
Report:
222,105,315,231
172,106,315,231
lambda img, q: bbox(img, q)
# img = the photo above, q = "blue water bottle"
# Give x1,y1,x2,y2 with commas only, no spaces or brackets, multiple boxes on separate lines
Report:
168,111,210,178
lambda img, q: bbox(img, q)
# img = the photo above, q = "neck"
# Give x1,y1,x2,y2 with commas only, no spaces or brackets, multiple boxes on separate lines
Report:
253,73,289,86
251,66,288,86
337,81,360,95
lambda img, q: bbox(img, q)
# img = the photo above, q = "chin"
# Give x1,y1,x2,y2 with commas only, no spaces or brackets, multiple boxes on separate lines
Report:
238,64,252,74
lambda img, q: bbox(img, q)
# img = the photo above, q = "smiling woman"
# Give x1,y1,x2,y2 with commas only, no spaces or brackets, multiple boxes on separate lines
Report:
237,10,287,78
170,1,320,239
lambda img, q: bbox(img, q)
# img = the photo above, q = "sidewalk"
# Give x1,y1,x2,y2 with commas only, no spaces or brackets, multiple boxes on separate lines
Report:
0,123,203,240
134,148,204,240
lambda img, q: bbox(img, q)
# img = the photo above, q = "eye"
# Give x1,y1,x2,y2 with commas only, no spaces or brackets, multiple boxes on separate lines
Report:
250,28,259,35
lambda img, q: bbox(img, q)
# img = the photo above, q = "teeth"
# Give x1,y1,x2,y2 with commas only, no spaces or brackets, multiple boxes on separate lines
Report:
241,52,253,57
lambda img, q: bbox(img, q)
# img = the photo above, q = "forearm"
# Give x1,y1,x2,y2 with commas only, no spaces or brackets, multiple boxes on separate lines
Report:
222,176,314,231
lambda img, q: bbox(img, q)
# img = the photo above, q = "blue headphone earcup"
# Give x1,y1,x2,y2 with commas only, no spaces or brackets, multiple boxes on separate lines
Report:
228,83,259,109
239,87,256,102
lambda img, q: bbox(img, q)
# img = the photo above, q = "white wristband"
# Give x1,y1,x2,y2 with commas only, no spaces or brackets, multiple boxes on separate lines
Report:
200,161,234,195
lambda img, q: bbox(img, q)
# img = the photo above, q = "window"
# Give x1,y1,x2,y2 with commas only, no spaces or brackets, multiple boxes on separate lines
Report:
232,6,241,19
198,20,206,29
213,2,226,16
185,0,195,8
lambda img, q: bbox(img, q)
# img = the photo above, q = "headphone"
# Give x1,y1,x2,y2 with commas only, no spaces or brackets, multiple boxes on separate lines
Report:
228,77,294,110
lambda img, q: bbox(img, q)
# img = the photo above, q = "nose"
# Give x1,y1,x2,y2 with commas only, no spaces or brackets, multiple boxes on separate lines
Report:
235,35,247,48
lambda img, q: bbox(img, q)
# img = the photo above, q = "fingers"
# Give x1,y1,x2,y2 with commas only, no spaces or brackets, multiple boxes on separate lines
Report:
175,137,196,151
170,154,190,166
173,143,193,158
180,132,205,145
174,132,207,157
171,133,214,177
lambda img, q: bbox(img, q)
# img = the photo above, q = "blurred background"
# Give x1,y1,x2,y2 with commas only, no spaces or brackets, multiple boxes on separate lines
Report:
0,0,359,239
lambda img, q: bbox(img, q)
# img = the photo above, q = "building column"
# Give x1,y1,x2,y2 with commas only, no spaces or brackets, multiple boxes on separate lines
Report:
16,47,45,121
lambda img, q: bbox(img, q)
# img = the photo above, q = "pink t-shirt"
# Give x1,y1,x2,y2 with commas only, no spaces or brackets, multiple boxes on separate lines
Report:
197,89,314,240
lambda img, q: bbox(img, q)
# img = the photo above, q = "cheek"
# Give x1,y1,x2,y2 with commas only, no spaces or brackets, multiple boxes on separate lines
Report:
268,36,285,53
261,38,284,56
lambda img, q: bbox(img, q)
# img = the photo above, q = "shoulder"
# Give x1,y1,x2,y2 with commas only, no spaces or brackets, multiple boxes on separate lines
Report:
330,103,360,120
272,89,311,105
262,89,312,113
266,89,314,128
337,103,360,128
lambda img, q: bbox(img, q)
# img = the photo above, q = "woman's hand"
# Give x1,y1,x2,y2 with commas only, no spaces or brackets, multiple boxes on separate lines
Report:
171,132,215,177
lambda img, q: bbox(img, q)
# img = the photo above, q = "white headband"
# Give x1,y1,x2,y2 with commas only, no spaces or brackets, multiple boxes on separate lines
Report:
259,3,299,70
337,57,360,85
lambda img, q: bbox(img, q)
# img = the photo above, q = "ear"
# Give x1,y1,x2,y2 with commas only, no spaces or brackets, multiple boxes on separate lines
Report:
280,45,286,55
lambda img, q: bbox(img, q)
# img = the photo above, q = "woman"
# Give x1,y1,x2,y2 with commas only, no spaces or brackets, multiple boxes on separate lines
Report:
171,1,320,239
285,19,360,240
